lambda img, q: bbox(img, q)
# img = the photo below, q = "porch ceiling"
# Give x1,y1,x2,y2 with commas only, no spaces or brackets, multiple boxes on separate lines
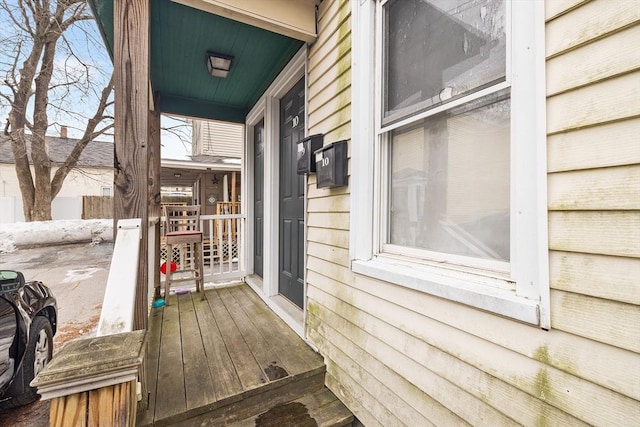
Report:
90,0,305,122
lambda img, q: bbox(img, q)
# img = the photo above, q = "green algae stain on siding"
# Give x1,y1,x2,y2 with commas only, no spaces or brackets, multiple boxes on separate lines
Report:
533,367,552,427
533,345,552,365
533,344,577,377
535,404,551,427
535,367,551,400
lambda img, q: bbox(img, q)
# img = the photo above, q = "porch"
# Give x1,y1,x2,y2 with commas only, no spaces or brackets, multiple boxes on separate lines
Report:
31,0,355,424
138,284,352,426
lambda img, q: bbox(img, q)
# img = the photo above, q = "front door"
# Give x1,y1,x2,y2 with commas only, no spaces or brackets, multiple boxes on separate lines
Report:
278,78,305,308
254,119,264,278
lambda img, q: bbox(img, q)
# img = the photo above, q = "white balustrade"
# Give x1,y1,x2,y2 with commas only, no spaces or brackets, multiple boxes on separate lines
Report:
159,214,246,284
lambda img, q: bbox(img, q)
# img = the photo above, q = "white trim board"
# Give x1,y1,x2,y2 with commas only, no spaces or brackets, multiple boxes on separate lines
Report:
243,46,308,337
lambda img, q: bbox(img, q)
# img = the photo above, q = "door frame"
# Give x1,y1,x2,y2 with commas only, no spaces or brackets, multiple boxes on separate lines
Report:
244,46,308,337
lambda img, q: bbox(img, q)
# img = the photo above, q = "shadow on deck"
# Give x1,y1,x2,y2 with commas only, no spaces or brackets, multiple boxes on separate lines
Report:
137,284,352,426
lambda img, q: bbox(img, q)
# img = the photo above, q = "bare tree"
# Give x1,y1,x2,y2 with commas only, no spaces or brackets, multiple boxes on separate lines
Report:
0,0,114,221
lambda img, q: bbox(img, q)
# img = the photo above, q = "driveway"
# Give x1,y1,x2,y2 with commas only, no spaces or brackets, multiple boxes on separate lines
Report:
0,242,113,425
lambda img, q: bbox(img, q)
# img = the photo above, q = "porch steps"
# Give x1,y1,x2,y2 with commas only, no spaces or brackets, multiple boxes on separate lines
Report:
137,284,353,426
162,365,326,426
167,379,353,427
228,387,354,427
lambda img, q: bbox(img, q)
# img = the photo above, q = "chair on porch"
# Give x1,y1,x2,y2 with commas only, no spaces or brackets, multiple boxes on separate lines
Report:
163,205,204,302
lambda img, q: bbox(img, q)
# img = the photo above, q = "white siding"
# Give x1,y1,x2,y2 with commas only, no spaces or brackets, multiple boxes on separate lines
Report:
192,119,243,158
0,163,112,221
305,0,640,426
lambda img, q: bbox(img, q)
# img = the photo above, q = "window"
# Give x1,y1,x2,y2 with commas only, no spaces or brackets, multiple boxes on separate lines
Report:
101,187,112,197
350,0,549,327
382,0,510,272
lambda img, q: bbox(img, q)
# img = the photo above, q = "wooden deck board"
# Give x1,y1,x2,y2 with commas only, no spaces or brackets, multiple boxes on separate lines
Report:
178,293,216,410
153,296,186,421
217,287,288,382
192,293,244,401
205,288,268,390
139,284,328,426
231,285,323,374
137,307,163,426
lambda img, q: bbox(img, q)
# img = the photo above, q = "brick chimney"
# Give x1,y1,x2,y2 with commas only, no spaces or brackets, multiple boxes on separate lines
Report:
60,126,68,138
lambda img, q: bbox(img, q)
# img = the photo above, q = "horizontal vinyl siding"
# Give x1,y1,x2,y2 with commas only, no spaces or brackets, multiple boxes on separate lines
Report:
192,120,243,158
304,1,640,426
545,0,640,370
306,0,369,420
308,275,638,426
0,164,112,198
544,1,640,420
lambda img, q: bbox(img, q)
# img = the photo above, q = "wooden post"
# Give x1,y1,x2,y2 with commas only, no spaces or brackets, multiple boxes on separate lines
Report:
231,171,237,204
149,95,161,298
114,0,151,330
31,331,145,427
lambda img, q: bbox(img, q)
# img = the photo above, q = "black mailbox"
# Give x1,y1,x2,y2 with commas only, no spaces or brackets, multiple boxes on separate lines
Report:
315,140,348,189
297,134,323,175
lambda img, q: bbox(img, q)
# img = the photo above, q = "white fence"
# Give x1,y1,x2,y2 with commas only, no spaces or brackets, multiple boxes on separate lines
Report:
160,214,246,283
0,196,83,223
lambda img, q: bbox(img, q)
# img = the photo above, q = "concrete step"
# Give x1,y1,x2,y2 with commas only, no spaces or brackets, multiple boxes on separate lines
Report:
228,387,354,427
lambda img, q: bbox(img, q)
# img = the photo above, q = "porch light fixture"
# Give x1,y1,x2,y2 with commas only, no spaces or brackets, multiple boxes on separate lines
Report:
174,172,182,178
206,51,233,78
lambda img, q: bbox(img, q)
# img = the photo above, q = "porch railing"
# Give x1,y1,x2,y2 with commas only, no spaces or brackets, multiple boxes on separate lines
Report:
160,213,246,283
33,218,150,426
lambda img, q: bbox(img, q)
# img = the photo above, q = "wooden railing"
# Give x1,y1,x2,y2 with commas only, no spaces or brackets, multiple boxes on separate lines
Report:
33,211,246,425
32,219,150,426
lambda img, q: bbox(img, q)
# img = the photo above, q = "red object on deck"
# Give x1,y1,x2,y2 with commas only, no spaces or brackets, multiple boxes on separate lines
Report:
160,261,178,275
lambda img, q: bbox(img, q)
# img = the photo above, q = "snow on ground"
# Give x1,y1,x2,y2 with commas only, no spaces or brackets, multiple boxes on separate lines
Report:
0,219,113,253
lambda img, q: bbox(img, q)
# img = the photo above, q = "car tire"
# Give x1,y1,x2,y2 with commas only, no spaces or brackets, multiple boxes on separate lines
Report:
0,316,53,410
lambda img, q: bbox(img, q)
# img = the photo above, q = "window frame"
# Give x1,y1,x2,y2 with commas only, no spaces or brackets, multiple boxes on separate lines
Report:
349,0,549,328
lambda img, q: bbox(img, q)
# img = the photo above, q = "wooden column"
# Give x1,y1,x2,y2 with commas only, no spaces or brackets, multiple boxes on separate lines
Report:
31,331,145,427
231,171,237,204
114,0,150,330
149,95,161,298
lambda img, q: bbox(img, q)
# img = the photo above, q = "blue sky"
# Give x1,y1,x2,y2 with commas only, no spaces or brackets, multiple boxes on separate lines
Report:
0,1,191,160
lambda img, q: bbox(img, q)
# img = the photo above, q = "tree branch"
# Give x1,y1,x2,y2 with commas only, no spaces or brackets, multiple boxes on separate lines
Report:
51,73,114,197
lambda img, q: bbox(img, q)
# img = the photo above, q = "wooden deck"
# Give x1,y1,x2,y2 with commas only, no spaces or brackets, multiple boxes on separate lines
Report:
137,284,351,426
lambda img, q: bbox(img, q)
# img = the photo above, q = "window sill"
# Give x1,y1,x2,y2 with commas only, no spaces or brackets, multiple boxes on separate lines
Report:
352,257,540,325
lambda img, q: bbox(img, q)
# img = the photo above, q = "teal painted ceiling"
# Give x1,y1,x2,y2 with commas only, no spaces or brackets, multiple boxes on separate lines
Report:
90,0,304,122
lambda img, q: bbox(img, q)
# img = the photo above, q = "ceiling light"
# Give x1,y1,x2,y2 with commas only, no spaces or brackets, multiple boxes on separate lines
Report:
206,51,233,78
174,172,181,178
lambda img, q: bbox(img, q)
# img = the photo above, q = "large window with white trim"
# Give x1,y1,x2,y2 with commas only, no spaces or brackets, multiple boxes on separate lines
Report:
351,0,548,327
382,0,510,272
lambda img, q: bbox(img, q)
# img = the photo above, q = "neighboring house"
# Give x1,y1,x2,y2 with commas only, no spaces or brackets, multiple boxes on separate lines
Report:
192,118,243,159
92,0,639,425
190,118,243,215
0,132,113,222
0,127,240,223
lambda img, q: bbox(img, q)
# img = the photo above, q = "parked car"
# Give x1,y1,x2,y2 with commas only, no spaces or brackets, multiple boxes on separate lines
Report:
0,270,57,410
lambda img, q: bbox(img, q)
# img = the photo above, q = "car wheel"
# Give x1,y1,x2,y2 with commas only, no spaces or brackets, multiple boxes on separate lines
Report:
32,318,52,378
0,316,53,410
